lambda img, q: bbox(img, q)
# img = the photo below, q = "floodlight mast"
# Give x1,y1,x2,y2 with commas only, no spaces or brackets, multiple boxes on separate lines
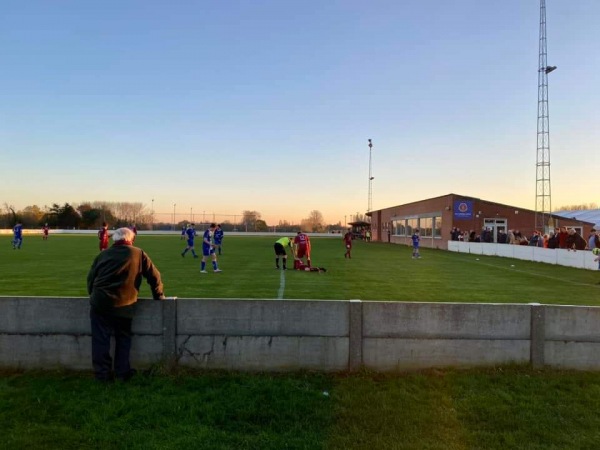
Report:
535,0,556,233
367,139,374,213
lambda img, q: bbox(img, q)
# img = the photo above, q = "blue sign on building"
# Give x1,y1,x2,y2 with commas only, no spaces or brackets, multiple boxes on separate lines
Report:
453,200,473,220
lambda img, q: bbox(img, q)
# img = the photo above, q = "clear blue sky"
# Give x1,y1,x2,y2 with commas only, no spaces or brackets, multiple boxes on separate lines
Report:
1,0,598,225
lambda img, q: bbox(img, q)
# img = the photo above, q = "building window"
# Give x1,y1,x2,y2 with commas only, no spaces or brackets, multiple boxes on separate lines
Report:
407,218,418,236
420,217,433,237
434,217,442,238
393,214,442,238
393,219,406,236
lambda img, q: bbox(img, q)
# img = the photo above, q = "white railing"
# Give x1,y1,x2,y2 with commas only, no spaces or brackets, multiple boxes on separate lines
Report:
448,241,599,271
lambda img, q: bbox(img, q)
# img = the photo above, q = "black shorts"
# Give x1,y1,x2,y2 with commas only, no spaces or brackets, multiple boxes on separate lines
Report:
274,243,287,256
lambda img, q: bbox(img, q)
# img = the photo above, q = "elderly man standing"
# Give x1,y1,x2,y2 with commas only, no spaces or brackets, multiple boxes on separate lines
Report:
566,228,587,251
87,227,167,382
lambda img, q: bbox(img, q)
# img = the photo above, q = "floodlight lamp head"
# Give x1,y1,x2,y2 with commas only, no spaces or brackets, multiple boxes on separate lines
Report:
544,66,557,74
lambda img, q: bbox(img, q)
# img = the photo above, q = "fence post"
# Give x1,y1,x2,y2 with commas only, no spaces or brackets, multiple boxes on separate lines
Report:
349,300,363,370
530,303,545,369
162,299,177,368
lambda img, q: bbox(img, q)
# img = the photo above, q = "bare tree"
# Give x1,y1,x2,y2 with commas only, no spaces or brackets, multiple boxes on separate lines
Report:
555,203,598,211
242,210,261,231
301,210,325,232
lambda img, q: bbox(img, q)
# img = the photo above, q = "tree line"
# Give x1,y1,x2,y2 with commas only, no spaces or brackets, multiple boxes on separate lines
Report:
0,203,350,233
0,202,150,230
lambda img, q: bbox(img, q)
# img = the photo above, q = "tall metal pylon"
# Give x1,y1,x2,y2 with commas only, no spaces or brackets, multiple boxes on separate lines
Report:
367,139,374,213
535,0,556,232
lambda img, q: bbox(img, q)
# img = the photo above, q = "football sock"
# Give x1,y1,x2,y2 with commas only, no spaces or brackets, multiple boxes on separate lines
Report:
201,261,206,271
191,250,197,257
212,261,218,270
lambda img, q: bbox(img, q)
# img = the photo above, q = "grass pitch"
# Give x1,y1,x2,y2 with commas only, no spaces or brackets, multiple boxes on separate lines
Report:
1,234,599,304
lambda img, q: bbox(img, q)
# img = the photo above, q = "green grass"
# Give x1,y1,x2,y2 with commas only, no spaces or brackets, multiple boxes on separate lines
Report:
1,367,600,449
1,235,599,304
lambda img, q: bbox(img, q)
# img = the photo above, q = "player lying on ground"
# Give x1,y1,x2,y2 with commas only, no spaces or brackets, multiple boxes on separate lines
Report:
294,260,326,273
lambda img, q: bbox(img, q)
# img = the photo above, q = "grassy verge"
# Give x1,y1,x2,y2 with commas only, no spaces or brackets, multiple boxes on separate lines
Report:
2,368,600,449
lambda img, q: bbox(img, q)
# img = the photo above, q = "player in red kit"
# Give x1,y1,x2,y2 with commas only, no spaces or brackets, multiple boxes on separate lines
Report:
42,223,49,241
295,261,326,273
293,231,311,269
98,222,110,252
343,229,353,259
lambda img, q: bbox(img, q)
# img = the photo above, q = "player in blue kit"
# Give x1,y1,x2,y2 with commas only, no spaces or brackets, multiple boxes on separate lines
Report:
12,222,23,249
200,223,222,273
181,224,199,258
181,224,187,240
213,224,224,255
411,229,421,259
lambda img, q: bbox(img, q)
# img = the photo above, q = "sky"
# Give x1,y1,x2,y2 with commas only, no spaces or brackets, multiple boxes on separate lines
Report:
1,0,598,226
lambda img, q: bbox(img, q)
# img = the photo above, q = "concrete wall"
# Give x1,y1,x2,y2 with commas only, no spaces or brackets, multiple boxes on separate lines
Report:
1,297,599,372
449,241,599,270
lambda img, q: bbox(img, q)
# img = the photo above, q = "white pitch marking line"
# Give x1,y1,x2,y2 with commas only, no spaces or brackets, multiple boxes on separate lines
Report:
277,269,286,299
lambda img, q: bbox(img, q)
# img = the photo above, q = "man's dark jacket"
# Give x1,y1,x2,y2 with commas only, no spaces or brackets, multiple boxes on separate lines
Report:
566,233,587,251
87,242,164,318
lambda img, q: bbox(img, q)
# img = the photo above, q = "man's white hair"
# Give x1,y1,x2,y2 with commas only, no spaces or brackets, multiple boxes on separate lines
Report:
112,227,135,242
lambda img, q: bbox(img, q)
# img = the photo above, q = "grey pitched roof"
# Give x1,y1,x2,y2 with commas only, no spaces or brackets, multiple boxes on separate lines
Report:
553,209,600,228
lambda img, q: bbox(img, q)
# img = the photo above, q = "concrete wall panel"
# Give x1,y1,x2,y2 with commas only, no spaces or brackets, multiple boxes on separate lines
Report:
0,297,89,333
0,334,91,370
363,338,529,370
0,334,163,370
131,300,164,334
177,335,348,371
545,341,600,370
545,306,600,341
0,297,164,335
177,299,348,336
363,302,530,339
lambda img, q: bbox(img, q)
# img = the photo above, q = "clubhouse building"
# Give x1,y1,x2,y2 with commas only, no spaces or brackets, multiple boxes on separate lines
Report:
367,193,595,250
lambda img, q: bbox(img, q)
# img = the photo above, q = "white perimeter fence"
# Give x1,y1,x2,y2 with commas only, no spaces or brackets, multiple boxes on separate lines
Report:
448,241,599,271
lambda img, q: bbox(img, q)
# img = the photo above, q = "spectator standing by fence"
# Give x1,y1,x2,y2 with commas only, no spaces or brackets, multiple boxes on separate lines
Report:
558,227,569,249
87,227,167,382
588,229,599,251
547,231,558,249
566,228,587,251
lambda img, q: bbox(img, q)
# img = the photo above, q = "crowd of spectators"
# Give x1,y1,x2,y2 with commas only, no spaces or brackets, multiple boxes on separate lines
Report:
450,226,600,251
